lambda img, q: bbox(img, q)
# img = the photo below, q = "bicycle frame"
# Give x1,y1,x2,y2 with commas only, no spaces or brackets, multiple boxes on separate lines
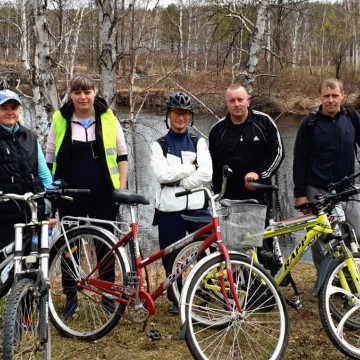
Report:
61,187,245,316
262,211,333,285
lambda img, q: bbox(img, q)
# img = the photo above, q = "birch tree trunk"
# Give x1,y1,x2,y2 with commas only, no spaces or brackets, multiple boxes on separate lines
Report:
20,0,30,72
178,0,185,75
29,0,61,145
292,12,301,69
97,0,119,108
185,4,193,73
242,0,269,96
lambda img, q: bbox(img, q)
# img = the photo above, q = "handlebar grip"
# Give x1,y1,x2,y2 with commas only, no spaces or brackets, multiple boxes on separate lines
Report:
63,189,90,195
338,187,359,199
294,202,311,211
175,190,192,197
328,170,360,191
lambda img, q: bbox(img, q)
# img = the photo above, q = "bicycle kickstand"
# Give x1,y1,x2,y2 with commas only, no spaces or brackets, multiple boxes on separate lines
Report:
284,273,303,309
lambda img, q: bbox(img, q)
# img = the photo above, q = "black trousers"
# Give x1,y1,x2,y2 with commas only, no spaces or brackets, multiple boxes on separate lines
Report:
58,190,118,302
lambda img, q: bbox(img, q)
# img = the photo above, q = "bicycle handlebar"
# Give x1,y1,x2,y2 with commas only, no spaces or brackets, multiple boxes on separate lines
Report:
328,169,360,192
44,188,90,199
0,188,90,202
175,165,232,202
295,185,360,213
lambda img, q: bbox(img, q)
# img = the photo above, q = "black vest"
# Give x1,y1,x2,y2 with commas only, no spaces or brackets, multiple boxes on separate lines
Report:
0,124,44,194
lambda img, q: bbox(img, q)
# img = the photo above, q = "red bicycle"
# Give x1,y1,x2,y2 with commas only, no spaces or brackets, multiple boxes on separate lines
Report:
48,181,288,360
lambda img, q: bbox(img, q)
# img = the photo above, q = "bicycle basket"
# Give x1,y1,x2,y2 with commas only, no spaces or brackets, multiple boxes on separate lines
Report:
218,203,267,248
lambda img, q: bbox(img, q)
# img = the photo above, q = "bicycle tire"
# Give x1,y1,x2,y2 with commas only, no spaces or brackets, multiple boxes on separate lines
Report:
0,269,13,299
166,237,215,306
2,277,50,360
49,227,128,341
182,252,289,360
318,252,360,359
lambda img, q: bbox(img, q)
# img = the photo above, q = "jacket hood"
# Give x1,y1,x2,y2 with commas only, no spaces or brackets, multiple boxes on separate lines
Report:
59,96,109,121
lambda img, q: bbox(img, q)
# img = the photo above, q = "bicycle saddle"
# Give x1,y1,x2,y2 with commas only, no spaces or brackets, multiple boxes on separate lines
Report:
112,189,150,205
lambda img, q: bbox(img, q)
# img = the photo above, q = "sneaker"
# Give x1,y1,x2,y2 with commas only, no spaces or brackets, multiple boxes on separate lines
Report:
168,303,179,315
61,301,78,317
101,298,115,314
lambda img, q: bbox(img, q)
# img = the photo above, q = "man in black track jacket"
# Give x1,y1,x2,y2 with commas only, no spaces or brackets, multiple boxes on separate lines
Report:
209,84,284,202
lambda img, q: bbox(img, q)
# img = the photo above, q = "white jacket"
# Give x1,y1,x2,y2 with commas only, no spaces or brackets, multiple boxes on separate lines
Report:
151,136,212,212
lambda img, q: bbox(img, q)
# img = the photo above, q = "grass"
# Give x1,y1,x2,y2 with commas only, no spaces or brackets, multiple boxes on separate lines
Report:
0,262,350,359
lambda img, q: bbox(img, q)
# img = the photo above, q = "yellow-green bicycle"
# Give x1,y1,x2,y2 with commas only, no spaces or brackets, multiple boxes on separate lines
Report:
173,171,360,359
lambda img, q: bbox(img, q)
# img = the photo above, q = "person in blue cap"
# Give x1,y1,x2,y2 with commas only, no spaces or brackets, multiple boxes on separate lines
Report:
0,89,53,248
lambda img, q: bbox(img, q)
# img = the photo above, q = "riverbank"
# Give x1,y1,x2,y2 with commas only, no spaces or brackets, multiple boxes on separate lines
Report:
117,88,360,118
2,64,360,117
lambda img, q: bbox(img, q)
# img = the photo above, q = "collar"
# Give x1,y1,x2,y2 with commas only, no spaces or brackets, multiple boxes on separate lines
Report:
60,96,109,121
0,122,19,134
167,128,189,138
225,110,253,127
318,105,345,119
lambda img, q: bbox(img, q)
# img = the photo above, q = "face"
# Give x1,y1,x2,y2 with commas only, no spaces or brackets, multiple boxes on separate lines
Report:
70,88,96,114
168,109,192,133
0,100,21,129
226,87,249,123
318,85,344,117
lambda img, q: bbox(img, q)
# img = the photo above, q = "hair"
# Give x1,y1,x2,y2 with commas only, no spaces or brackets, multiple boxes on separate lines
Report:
225,84,249,99
318,78,344,95
17,113,24,125
69,74,96,92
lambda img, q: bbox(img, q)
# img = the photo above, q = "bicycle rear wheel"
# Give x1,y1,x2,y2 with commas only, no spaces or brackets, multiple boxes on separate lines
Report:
2,277,50,360
49,227,128,341
318,253,360,359
182,252,289,360
167,237,215,306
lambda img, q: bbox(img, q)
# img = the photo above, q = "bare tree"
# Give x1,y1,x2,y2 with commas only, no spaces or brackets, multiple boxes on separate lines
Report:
96,0,120,107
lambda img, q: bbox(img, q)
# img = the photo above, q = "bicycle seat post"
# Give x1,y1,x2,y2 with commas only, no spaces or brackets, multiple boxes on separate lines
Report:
130,204,137,225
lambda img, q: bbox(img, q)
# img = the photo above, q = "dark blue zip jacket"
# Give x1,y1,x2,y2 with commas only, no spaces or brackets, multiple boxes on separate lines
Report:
293,106,360,197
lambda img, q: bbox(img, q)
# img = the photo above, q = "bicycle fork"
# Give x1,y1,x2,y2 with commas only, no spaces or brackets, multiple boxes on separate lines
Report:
336,240,360,296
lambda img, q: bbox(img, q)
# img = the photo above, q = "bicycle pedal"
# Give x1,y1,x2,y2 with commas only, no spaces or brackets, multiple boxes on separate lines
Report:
147,329,162,341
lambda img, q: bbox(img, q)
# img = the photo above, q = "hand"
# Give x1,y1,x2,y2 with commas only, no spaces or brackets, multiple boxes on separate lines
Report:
295,197,308,206
244,172,259,182
46,216,57,229
295,196,309,214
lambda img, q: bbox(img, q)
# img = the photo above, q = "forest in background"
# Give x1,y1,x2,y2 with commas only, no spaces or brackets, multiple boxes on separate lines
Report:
0,0,360,143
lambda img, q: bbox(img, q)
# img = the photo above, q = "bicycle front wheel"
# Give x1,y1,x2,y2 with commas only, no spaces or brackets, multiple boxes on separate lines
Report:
2,277,50,360
182,252,289,360
49,227,128,341
318,253,360,359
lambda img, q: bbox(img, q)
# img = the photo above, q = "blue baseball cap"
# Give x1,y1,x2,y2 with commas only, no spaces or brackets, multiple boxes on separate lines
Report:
0,89,22,105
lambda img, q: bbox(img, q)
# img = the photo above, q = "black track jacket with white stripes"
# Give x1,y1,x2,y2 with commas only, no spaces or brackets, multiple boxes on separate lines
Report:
209,110,284,200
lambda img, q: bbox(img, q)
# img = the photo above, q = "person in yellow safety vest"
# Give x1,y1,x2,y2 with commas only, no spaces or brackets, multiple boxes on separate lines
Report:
46,74,128,317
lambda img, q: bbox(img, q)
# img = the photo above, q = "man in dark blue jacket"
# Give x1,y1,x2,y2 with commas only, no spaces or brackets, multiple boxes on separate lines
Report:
293,78,360,271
